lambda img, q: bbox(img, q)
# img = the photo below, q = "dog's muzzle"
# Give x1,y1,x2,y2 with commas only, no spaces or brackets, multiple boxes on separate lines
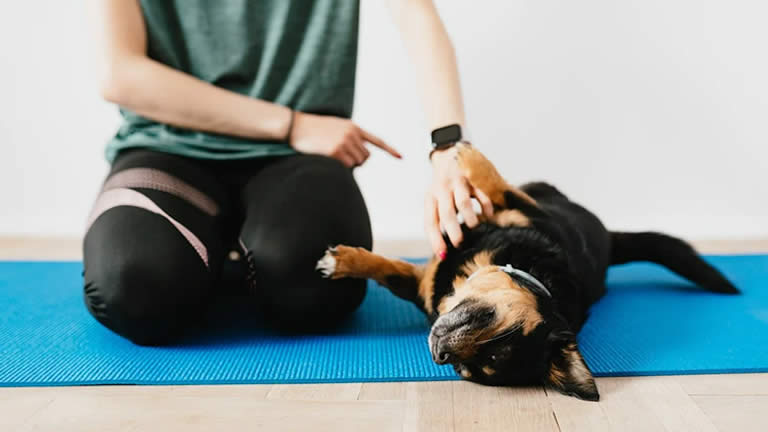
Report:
428,301,495,365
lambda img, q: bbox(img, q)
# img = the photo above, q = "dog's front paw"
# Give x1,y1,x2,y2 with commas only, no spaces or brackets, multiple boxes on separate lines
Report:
316,245,362,279
316,246,339,278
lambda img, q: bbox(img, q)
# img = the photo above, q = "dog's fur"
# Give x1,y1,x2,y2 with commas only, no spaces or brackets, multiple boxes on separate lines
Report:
316,143,738,401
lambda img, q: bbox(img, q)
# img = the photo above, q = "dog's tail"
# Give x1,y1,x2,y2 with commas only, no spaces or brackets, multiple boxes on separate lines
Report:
609,231,739,294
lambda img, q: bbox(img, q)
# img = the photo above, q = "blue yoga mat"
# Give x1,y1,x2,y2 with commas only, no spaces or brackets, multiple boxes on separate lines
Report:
0,255,766,386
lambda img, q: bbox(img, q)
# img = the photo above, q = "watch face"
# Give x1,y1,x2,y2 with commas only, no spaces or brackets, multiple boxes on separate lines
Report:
432,124,462,145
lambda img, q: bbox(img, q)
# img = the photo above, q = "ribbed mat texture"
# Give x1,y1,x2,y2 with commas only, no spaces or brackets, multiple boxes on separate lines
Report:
0,255,766,386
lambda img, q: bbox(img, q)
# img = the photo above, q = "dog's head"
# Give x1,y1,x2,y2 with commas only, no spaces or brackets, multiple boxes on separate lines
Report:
428,258,598,401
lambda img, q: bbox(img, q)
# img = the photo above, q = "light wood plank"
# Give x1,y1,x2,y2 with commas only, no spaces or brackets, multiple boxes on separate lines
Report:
597,376,718,432
0,389,56,432
452,381,558,432
358,382,407,400
692,395,768,432
596,378,668,431
0,236,81,260
169,384,271,398
631,377,719,432
676,373,768,395
403,381,455,432
546,385,612,432
266,383,361,401
14,394,406,432
1,385,174,399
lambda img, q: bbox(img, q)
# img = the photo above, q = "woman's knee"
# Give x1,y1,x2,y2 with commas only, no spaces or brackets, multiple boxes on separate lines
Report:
84,255,212,346
85,260,169,346
83,208,213,346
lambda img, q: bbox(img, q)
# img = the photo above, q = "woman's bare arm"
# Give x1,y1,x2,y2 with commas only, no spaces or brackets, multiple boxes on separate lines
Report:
387,0,494,256
93,0,292,141
386,0,466,131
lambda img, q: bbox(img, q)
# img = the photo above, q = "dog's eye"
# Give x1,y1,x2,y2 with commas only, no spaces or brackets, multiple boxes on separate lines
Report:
490,354,497,362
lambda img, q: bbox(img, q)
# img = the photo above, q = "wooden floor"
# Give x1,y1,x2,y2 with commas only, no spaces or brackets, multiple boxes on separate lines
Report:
1,237,766,432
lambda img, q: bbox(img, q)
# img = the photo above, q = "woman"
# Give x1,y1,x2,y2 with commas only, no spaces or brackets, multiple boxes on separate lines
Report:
85,0,493,345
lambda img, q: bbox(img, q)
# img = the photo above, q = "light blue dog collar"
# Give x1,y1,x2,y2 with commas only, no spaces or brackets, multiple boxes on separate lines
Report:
466,264,552,298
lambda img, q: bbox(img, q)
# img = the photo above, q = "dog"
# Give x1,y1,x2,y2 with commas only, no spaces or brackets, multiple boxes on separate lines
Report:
315,143,738,401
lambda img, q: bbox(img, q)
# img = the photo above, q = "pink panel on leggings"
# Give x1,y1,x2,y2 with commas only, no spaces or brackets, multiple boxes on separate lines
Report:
102,168,219,216
86,188,209,268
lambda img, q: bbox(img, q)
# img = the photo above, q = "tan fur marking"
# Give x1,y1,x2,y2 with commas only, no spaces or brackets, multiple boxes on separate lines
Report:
460,368,472,379
479,276,543,337
329,246,420,283
438,250,544,337
488,209,531,228
459,250,495,279
418,257,440,315
564,344,593,385
419,258,440,315
548,343,595,393
455,143,537,208
440,251,496,314
482,366,496,376
549,363,566,387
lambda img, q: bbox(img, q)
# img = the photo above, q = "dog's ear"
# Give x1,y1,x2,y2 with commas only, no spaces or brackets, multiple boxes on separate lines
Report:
545,330,599,401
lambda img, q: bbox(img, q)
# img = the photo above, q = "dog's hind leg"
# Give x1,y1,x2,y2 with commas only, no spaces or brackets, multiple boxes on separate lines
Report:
316,245,435,312
454,143,538,210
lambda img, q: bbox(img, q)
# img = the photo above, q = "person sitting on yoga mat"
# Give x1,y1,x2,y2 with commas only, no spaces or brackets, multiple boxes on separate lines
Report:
85,0,494,345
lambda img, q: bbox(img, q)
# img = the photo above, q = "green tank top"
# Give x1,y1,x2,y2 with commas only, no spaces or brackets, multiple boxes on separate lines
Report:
106,0,360,162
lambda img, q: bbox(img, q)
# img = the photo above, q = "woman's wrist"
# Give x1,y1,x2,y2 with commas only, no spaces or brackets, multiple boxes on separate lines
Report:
429,145,458,166
283,108,296,144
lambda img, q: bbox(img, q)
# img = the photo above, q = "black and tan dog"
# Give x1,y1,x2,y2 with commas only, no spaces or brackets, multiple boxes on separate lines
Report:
315,143,738,401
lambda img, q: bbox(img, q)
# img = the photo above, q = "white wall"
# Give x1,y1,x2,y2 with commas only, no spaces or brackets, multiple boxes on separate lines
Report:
2,1,767,242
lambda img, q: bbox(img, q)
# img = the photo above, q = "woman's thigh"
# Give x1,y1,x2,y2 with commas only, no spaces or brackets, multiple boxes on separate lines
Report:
239,154,373,331
83,150,229,345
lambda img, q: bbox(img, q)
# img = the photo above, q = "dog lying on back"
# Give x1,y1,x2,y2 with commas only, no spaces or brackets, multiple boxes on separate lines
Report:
315,143,738,401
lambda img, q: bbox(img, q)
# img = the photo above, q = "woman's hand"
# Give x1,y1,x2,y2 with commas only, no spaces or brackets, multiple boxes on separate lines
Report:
290,112,402,167
425,147,494,258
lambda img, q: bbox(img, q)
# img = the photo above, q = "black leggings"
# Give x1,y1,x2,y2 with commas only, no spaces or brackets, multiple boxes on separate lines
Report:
83,150,372,346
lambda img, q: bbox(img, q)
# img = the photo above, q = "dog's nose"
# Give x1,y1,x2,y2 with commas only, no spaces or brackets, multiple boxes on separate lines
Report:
435,349,454,365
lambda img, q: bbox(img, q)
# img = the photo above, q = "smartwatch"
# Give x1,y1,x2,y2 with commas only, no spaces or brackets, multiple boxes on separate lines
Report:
430,124,468,158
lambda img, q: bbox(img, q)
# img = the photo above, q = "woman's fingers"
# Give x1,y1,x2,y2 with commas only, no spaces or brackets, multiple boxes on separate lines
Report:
437,189,463,248
424,149,497,256
453,180,478,228
424,193,447,257
336,149,357,168
472,186,494,218
360,128,402,159
353,140,370,164
345,141,368,166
